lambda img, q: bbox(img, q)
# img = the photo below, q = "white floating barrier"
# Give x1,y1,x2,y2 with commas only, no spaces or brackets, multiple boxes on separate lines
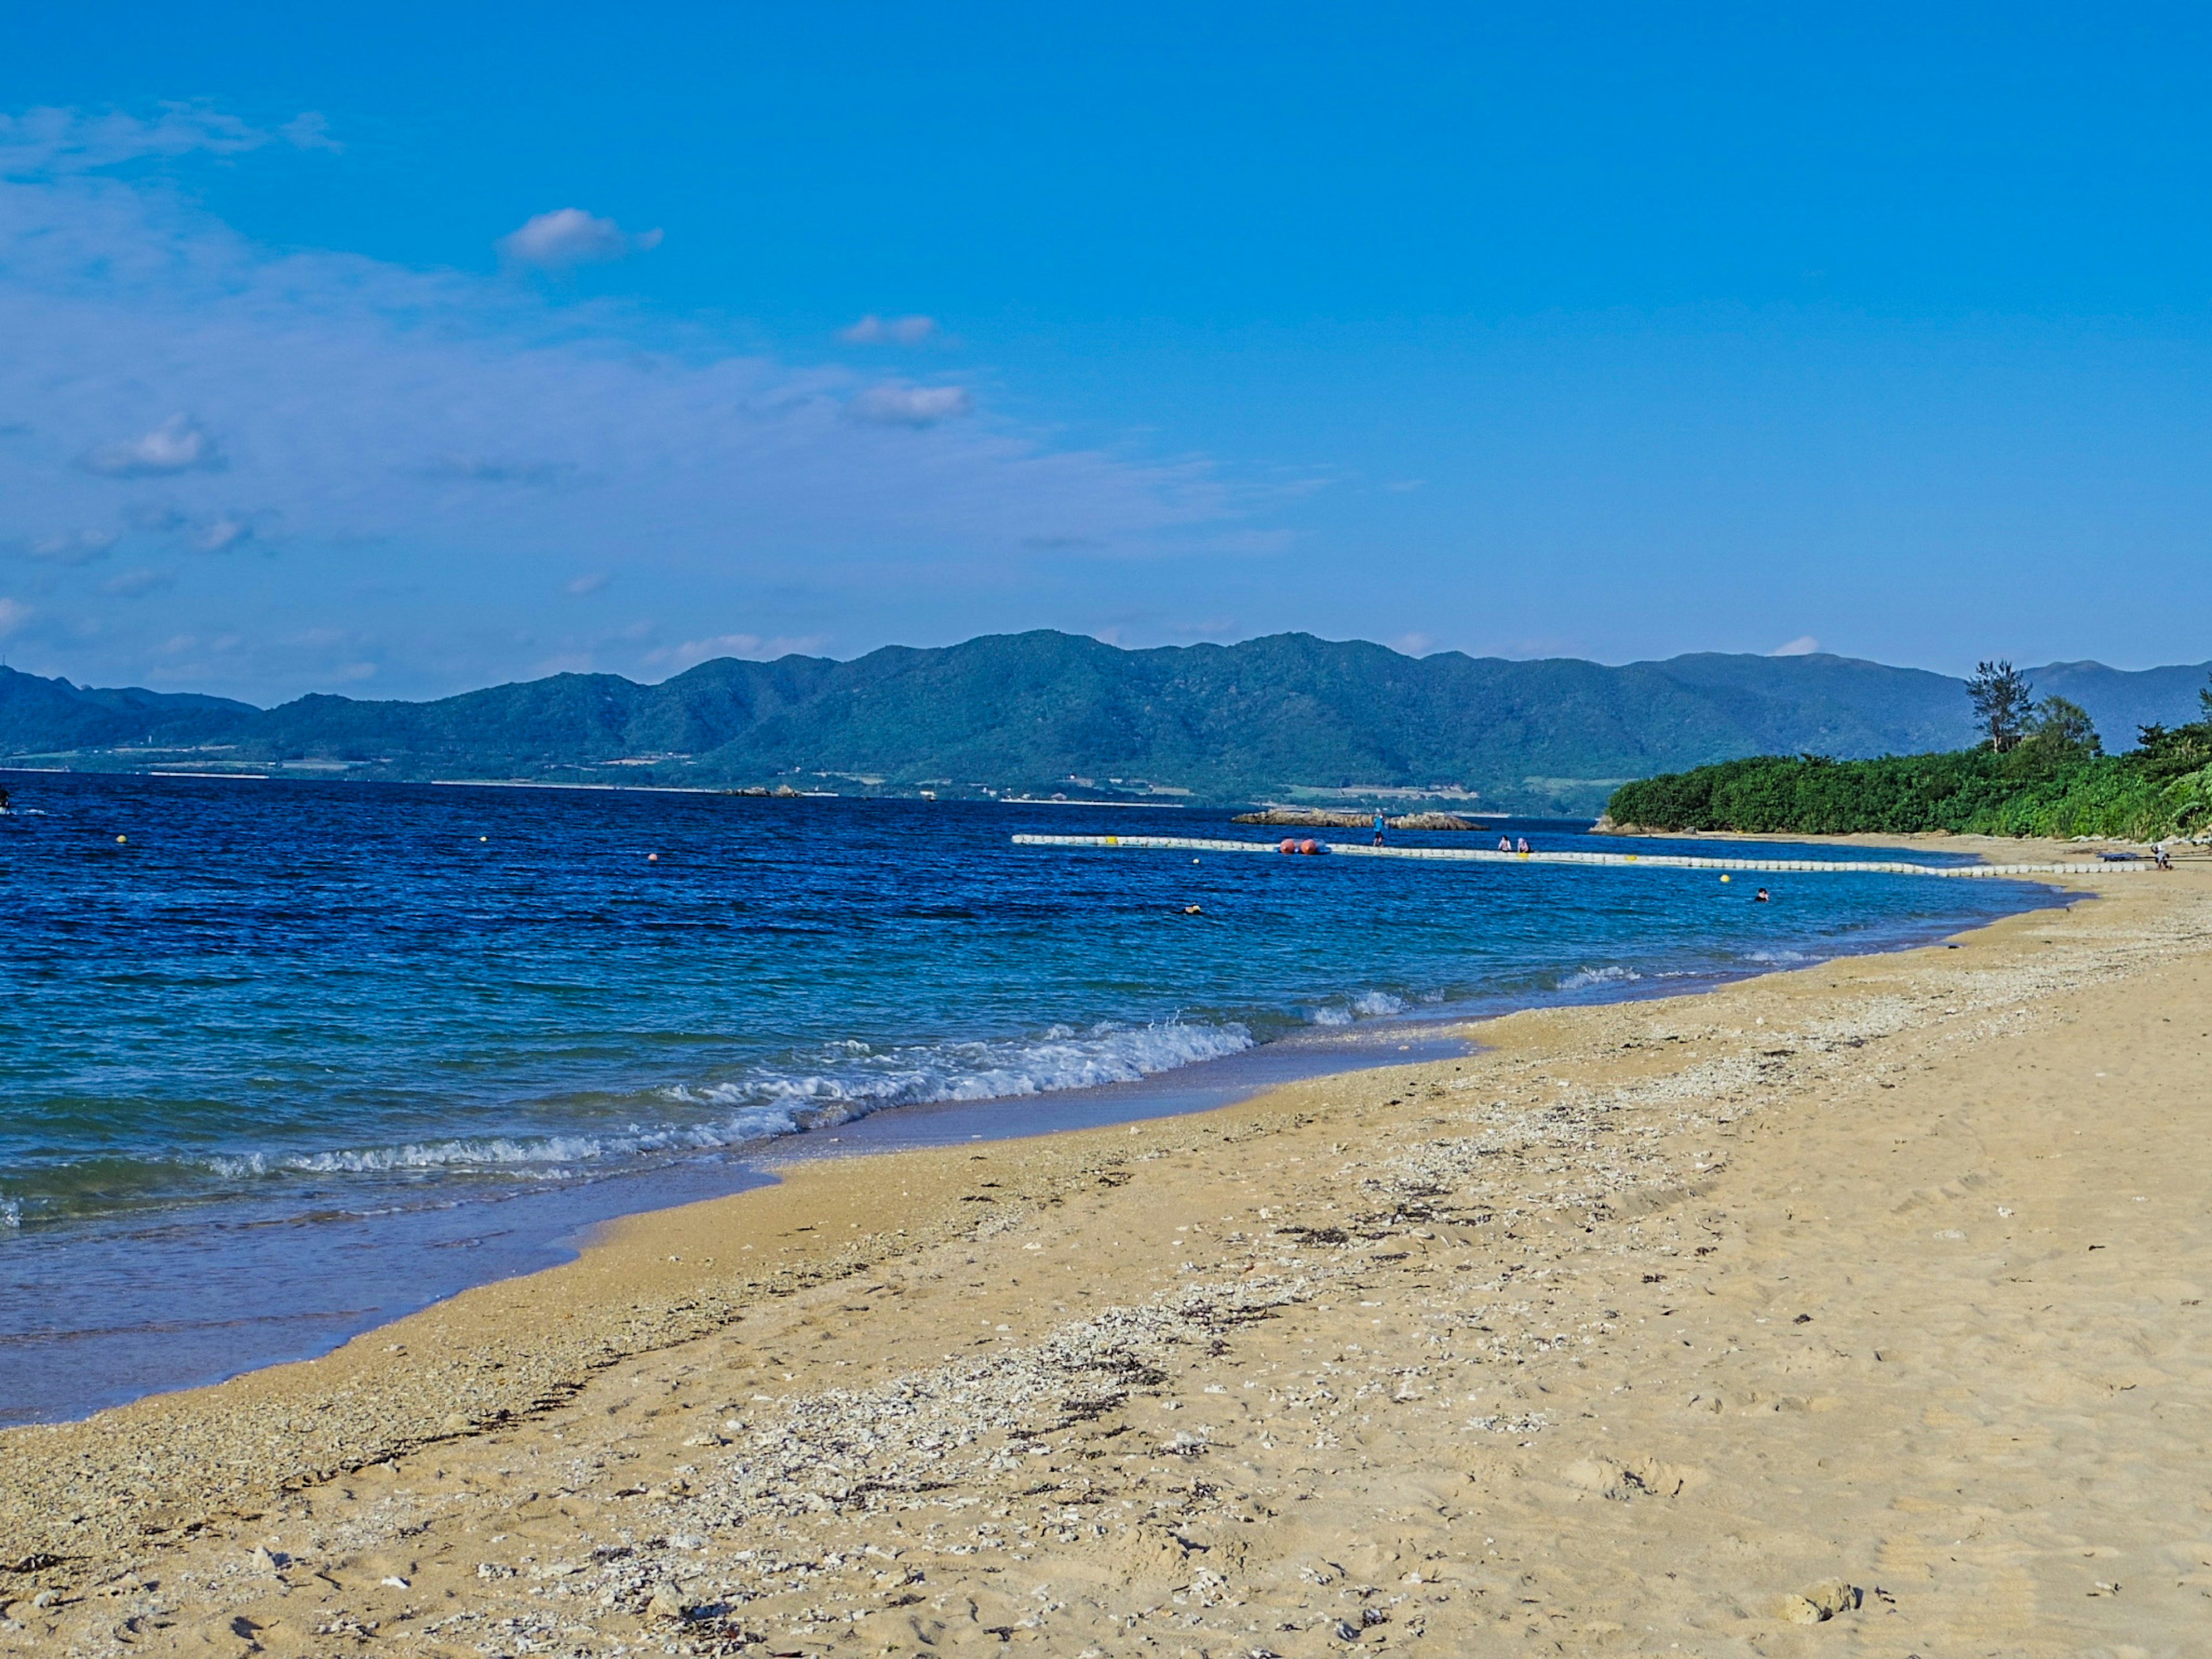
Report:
1009,834,2151,879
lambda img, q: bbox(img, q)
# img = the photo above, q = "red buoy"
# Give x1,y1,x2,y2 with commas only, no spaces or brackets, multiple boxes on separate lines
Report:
1300,838,1319,855
1280,838,1296,854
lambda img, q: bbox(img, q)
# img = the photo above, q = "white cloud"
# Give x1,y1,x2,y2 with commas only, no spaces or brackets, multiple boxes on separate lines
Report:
645,632,830,672
278,113,341,154
497,208,662,268
1768,634,1821,657
194,513,259,552
847,384,974,427
79,414,225,476
1389,631,1436,656
25,528,117,564
103,567,175,597
566,572,609,596
0,596,29,637
840,313,939,345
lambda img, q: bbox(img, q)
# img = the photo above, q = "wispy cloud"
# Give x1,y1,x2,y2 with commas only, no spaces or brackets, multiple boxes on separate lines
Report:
192,512,262,552
0,596,29,637
0,101,296,176
497,208,662,268
565,572,609,596
103,567,175,597
79,414,225,477
0,103,1244,699
25,528,117,564
847,384,974,427
426,453,575,485
1769,634,1820,657
840,313,938,346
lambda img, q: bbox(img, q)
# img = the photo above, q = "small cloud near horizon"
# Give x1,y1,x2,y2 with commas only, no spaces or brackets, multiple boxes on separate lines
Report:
79,414,225,477
645,632,830,673
847,384,973,427
497,209,662,269
566,572,609,596
1769,634,1821,657
0,596,28,637
840,314,939,346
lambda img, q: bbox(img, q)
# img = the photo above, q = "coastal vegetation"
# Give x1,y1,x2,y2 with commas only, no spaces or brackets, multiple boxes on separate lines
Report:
1605,675,2212,840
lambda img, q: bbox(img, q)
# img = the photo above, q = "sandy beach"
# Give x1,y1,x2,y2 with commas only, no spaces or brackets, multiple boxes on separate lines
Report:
4,840,2208,1657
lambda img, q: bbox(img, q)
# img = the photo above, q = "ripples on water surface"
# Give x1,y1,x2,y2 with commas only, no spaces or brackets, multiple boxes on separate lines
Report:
0,772,2060,1419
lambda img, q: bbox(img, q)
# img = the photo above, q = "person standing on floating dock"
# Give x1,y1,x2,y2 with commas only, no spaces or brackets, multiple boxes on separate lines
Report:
1373,811,1387,846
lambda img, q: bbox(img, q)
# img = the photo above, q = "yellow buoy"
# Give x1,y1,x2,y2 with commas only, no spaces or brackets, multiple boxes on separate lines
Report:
116,835,127,844
1719,873,1730,883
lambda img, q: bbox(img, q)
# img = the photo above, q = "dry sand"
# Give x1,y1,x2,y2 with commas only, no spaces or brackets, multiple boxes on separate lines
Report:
4,843,2209,1657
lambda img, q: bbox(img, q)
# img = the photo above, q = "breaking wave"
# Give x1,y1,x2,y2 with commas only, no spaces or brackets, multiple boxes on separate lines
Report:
195,1020,1254,1184
1308,991,1409,1027
1556,965,1642,992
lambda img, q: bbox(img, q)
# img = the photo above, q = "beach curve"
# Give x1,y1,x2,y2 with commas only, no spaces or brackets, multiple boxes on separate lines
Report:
3,836,2207,1656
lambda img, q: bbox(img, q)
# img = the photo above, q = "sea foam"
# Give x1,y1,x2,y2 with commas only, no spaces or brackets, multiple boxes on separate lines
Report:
192,1020,1254,1183
1308,991,1409,1027
1558,965,1642,991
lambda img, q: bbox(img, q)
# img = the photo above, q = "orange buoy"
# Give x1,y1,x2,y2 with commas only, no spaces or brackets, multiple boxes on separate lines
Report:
1280,838,1296,854
647,852,660,863
1300,838,1319,855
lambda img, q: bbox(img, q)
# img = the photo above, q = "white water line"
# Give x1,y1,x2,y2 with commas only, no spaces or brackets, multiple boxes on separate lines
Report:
1010,833,2153,878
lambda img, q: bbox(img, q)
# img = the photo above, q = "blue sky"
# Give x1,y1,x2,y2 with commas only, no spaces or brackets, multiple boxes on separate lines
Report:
2,3,2209,701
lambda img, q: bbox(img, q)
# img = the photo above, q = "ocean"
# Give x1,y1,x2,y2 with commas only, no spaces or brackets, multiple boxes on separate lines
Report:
0,771,2061,1423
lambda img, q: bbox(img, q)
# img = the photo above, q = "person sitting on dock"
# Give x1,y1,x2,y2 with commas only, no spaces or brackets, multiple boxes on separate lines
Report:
1498,835,1513,852
1516,836,1531,854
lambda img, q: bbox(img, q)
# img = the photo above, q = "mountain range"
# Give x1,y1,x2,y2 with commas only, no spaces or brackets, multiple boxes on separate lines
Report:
3,632,2206,815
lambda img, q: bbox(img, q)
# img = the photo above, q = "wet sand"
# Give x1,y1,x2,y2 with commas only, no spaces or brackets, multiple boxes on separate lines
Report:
3,839,2207,1657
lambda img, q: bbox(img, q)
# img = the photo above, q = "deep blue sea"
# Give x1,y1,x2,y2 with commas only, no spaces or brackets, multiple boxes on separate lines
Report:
0,771,2062,1423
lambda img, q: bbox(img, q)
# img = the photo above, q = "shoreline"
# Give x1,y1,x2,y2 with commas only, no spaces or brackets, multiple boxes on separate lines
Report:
5,839,2205,1654
1,857,2058,1431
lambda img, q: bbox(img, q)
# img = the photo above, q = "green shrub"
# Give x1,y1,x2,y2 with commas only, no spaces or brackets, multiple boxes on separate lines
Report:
1607,745,2211,841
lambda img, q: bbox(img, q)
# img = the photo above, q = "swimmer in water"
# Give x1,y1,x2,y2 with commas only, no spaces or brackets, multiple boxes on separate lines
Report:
1755,887,1771,902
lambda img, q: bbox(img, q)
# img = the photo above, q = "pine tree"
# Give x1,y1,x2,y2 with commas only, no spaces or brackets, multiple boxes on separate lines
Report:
1966,661,2034,752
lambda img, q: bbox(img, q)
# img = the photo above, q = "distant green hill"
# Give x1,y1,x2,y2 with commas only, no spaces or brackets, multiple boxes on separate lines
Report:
6,632,2209,815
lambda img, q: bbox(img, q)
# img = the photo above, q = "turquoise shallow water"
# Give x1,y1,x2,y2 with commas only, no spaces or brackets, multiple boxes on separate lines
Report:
0,772,2061,1422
